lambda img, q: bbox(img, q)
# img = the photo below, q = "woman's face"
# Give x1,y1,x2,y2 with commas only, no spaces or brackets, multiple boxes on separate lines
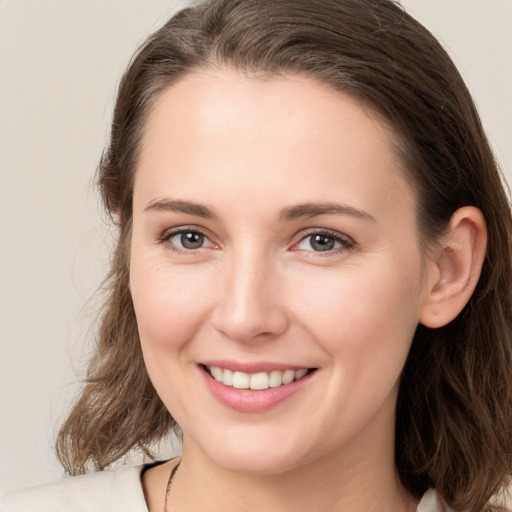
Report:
130,72,433,475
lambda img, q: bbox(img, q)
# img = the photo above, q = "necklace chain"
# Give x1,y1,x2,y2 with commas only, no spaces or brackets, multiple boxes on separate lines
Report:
164,460,181,512
162,459,419,512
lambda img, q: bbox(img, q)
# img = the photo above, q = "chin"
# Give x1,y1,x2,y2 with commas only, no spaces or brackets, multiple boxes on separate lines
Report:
201,436,310,476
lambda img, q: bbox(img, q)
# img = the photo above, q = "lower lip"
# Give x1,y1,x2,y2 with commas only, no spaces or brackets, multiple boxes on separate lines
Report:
200,367,314,413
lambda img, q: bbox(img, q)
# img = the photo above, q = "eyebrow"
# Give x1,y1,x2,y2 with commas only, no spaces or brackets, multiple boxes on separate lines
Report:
143,199,217,218
279,202,376,222
143,198,375,223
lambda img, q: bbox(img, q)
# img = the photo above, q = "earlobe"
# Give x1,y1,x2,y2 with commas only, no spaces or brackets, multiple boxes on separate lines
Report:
419,206,487,329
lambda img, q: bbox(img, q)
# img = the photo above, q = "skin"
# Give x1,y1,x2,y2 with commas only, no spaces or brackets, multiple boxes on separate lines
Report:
130,71,486,511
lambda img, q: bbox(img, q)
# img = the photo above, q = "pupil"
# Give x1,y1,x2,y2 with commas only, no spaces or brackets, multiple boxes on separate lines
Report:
181,232,204,249
311,234,334,251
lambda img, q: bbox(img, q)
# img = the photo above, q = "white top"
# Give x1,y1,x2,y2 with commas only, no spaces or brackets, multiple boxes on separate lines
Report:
0,465,444,512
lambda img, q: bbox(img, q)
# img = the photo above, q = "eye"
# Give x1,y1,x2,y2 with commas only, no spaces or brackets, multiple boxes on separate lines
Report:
294,230,353,253
162,228,216,252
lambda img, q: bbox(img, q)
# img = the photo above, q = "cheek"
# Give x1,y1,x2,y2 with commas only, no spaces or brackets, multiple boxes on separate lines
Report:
129,261,219,417
130,261,214,353
289,258,423,376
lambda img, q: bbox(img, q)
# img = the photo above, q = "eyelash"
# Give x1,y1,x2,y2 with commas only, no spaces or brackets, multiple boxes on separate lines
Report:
292,228,355,256
158,226,215,254
158,226,355,256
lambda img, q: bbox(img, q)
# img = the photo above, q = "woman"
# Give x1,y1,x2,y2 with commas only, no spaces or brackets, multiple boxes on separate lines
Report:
2,0,511,511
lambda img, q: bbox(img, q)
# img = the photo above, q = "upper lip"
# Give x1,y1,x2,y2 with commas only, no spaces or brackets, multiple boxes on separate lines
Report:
201,360,314,373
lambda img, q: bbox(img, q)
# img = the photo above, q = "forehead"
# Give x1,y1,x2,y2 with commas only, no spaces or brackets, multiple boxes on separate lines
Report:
134,71,415,222
141,71,396,158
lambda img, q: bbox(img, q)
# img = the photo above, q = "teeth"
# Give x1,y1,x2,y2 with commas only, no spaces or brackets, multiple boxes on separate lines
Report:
232,371,250,389
207,366,310,390
269,370,283,388
249,372,269,390
223,369,233,386
282,370,295,385
295,368,308,380
212,366,223,382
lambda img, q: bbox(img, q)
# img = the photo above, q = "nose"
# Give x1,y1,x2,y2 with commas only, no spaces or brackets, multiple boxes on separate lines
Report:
211,250,289,344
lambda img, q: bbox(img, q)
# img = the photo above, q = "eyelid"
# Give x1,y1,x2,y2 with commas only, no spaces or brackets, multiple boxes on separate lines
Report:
158,225,217,252
291,227,355,254
156,225,354,255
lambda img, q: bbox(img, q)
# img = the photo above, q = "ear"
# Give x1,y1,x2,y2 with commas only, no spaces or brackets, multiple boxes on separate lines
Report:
419,206,487,328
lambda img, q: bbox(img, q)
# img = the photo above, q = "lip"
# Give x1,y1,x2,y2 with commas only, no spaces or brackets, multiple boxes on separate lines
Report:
199,363,316,413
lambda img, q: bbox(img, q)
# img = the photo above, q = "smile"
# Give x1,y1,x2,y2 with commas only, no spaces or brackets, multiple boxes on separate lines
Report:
205,365,310,390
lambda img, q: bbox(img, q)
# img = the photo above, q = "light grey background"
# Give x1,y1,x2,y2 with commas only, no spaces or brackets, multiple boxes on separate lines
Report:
1,0,511,492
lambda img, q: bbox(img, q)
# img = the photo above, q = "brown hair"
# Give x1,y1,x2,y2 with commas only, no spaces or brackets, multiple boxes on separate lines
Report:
56,1,512,510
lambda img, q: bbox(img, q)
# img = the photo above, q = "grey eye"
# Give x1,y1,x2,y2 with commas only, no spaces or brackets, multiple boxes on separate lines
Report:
309,234,336,251
295,232,349,253
179,231,205,249
168,230,208,250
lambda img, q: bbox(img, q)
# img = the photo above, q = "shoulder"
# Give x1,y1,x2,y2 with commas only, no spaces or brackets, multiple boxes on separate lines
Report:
0,464,148,512
417,489,445,512
417,487,512,512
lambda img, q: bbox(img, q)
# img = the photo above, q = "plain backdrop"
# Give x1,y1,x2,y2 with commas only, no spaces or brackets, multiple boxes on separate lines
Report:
1,0,511,492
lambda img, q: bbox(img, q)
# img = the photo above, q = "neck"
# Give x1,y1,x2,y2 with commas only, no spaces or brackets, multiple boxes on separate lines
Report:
166,435,416,512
